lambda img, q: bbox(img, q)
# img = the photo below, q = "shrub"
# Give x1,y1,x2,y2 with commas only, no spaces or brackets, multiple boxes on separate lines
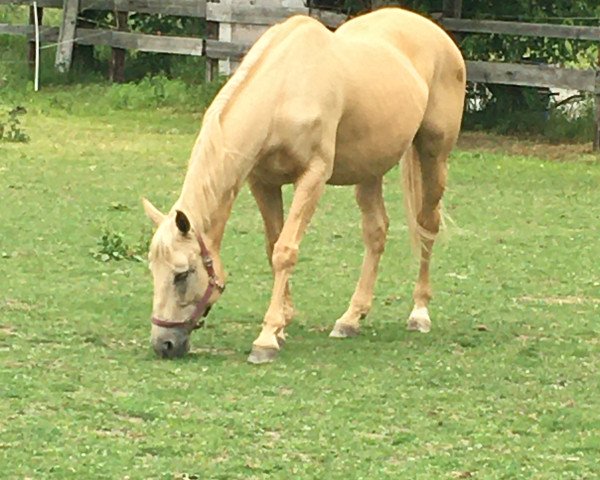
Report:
92,230,148,262
0,106,29,143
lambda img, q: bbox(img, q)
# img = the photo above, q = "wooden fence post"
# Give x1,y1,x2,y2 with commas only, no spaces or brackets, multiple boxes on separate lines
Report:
594,48,600,152
28,4,43,70
109,11,128,82
205,18,219,82
443,0,462,18
443,0,463,45
55,0,79,73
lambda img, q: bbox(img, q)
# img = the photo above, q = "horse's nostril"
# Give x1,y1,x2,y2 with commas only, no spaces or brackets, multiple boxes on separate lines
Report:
163,340,174,351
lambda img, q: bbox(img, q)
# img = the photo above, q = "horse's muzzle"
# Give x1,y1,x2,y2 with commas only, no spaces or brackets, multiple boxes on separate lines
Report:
151,329,190,359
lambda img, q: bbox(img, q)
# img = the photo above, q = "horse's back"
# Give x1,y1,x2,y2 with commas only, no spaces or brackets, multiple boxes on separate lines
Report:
336,8,465,86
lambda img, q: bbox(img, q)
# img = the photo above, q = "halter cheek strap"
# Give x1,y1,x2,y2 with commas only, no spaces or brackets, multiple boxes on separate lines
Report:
151,233,225,331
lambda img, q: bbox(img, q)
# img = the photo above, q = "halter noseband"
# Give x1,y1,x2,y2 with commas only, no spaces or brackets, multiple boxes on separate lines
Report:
151,232,225,331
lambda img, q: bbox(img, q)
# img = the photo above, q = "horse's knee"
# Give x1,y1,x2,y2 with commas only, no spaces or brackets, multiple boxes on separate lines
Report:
364,220,388,254
272,242,299,272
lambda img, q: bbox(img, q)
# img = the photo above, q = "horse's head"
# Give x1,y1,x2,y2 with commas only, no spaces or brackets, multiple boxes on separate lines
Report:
142,198,225,358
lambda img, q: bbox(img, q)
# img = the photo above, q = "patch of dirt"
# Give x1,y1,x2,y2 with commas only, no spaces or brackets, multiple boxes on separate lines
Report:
116,413,145,424
1,299,34,312
194,347,236,356
0,325,16,335
95,428,144,439
457,131,598,162
451,472,474,479
517,295,600,305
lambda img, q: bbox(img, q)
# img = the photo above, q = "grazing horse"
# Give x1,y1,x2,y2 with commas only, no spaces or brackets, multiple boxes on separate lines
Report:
142,7,466,363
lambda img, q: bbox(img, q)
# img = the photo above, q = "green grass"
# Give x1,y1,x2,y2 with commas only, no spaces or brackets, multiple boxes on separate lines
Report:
1,84,599,479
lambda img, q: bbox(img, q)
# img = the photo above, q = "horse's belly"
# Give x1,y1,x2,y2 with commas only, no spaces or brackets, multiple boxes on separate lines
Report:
328,112,416,185
327,64,425,185
328,145,406,185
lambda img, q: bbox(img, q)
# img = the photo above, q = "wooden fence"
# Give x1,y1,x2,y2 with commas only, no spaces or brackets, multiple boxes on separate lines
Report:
435,0,600,150
0,0,599,148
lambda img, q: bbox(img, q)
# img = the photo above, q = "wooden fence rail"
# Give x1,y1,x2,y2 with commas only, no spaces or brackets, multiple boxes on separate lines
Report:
0,0,207,17
0,22,56,40
466,61,597,93
440,17,600,42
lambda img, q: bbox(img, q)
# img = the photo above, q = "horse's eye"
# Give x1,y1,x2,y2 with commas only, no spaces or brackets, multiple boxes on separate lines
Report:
174,270,190,284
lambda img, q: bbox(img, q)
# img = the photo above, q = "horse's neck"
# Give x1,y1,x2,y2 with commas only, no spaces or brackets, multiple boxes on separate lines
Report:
175,102,268,251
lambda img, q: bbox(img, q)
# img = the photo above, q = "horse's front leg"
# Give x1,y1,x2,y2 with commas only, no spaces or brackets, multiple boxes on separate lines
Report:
330,178,388,338
248,161,330,364
248,178,294,345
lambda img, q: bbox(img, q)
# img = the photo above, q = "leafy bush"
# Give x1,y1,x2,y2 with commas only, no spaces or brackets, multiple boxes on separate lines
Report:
0,106,29,143
126,13,205,80
465,84,595,143
92,230,148,262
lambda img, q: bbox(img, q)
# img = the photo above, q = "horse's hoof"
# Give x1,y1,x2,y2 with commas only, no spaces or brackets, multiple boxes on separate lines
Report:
407,316,431,333
276,335,286,348
329,322,360,339
247,346,279,364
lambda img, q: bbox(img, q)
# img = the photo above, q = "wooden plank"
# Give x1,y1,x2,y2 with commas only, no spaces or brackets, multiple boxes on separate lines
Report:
0,24,205,57
205,39,249,60
28,5,44,68
443,0,462,19
75,28,204,56
466,61,596,92
0,0,206,16
207,3,306,25
205,17,219,82
442,0,462,45
309,9,346,28
55,0,79,73
0,0,62,7
206,3,344,28
109,10,128,82
0,23,58,41
594,50,600,151
442,18,600,42
79,0,206,17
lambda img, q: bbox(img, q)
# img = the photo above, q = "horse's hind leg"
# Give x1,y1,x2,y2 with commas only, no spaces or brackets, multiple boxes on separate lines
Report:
330,178,388,338
248,178,294,345
406,128,457,333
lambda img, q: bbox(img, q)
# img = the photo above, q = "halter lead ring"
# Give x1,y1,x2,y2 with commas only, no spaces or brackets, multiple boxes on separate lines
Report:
151,233,224,331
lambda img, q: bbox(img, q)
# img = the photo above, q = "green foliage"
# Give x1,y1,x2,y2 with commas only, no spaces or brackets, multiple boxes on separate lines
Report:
125,13,206,80
100,74,225,110
457,1,599,139
544,97,595,142
92,229,148,263
0,106,29,143
465,84,595,142
104,74,189,109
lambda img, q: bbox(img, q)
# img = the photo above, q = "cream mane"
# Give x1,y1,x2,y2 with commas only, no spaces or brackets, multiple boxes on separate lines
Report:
176,22,286,231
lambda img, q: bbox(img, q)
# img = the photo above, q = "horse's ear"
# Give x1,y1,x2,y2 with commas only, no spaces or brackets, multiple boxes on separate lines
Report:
142,197,165,226
175,210,191,235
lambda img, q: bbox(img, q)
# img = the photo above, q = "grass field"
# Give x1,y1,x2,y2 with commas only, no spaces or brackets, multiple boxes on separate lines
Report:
1,83,600,479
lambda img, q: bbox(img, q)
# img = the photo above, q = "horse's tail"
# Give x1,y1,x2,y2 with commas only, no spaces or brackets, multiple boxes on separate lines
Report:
401,145,439,255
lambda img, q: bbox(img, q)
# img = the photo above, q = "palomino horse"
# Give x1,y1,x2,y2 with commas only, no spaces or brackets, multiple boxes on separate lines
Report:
142,8,466,363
